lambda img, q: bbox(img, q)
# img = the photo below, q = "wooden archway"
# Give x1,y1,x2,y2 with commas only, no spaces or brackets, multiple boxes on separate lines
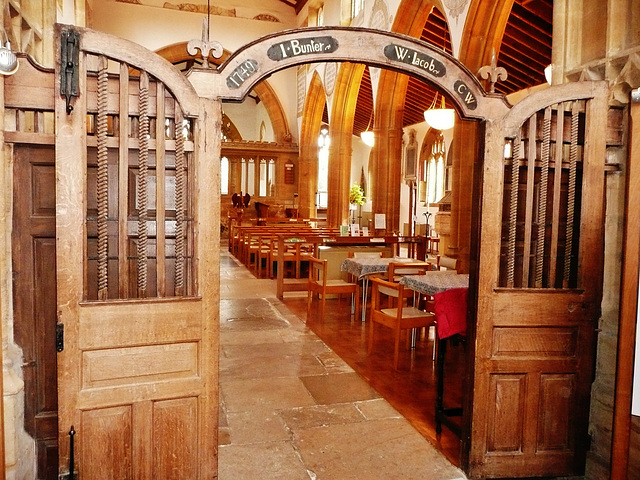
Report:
204,27,502,118
189,25,508,231
197,25,607,479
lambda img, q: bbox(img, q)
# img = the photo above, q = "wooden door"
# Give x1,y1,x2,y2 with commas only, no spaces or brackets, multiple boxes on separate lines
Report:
12,145,58,479
467,82,609,477
54,26,219,479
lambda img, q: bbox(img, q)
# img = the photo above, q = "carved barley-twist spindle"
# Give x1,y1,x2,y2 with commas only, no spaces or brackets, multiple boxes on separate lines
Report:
535,107,552,288
563,101,580,286
506,134,521,288
137,72,150,297
96,55,109,300
175,111,186,295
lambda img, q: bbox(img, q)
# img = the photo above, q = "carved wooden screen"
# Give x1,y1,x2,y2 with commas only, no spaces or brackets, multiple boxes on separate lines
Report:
55,25,219,479
499,101,585,289
84,57,195,300
470,82,608,478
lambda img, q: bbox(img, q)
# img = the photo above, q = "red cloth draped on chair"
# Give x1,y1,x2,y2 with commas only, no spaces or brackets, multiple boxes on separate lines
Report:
433,287,468,339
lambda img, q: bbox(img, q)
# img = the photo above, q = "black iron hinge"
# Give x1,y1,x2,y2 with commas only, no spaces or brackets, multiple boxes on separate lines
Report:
56,323,64,352
60,29,79,114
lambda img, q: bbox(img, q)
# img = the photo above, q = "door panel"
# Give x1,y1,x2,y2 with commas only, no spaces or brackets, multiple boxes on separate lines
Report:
81,406,133,479
470,82,608,478
12,144,58,479
54,25,219,479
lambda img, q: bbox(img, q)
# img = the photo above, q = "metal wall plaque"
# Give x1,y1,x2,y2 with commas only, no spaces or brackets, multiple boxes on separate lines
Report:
267,36,339,61
226,59,259,89
384,44,446,77
454,80,478,110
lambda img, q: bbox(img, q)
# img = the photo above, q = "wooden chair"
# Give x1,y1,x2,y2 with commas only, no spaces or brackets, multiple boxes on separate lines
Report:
385,260,436,354
307,256,358,321
387,261,432,282
381,261,432,301
368,277,435,369
436,255,457,271
256,235,274,278
347,251,385,320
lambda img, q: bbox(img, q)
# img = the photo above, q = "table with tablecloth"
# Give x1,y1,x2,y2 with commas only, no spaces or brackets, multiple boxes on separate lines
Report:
399,271,469,296
341,257,418,321
400,271,469,436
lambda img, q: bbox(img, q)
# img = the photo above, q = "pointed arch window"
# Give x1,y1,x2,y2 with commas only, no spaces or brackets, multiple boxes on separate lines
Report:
259,158,276,197
241,158,255,196
317,127,330,208
351,0,364,18
221,156,229,195
419,134,446,205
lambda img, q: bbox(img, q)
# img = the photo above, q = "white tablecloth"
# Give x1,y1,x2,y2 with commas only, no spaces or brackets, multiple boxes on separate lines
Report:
341,257,415,278
399,272,469,295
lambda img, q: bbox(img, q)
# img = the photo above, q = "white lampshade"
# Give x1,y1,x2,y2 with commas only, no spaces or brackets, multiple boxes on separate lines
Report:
360,130,375,147
544,64,552,85
424,108,455,131
0,42,18,76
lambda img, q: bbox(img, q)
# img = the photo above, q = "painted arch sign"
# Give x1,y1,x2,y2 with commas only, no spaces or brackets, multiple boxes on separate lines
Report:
189,27,507,121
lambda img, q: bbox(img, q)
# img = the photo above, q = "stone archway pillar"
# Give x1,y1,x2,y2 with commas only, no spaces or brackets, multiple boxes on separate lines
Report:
446,120,480,273
326,63,365,228
326,137,352,227
371,125,404,233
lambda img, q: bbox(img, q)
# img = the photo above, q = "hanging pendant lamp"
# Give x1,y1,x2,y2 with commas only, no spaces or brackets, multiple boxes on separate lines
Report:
360,106,375,147
424,93,455,131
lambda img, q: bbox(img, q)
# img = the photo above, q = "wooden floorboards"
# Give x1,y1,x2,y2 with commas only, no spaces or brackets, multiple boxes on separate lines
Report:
282,294,466,467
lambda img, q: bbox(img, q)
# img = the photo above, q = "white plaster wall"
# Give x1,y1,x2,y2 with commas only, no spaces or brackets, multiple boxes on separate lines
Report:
90,1,301,143
267,68,299,142
223,99,273,141
90,2,293,52
90,0,296,52
351,136,373,224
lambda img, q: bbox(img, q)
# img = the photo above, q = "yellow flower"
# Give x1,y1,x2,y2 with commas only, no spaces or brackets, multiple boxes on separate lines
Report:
349,184,365,206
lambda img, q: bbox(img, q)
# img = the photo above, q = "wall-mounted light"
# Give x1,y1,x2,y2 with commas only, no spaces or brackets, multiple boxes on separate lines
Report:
0,39,18,76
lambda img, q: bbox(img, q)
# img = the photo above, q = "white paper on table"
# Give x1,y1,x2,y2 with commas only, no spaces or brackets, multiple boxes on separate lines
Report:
374,213,386,229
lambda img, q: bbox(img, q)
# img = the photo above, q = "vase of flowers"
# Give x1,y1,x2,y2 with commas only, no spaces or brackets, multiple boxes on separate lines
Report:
349,184,365,225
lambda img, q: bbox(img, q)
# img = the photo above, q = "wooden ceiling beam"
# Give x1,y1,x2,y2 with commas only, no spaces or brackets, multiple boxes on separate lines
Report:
295,0,310,14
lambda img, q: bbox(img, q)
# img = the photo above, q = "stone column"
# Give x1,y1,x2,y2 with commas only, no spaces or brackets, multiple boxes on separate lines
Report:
370,125,404,233
297,135,319,220
446,120,479,273
326,131,352,227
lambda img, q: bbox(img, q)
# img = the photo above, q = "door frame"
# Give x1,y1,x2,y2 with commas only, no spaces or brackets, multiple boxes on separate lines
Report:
199,26,609,477
0,24,610,478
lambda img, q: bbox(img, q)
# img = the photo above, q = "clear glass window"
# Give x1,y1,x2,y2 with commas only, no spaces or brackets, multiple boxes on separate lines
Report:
220,156,229,195
317,127,330,208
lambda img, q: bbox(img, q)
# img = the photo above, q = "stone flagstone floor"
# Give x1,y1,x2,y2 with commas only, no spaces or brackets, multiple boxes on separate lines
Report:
218,251,468,480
